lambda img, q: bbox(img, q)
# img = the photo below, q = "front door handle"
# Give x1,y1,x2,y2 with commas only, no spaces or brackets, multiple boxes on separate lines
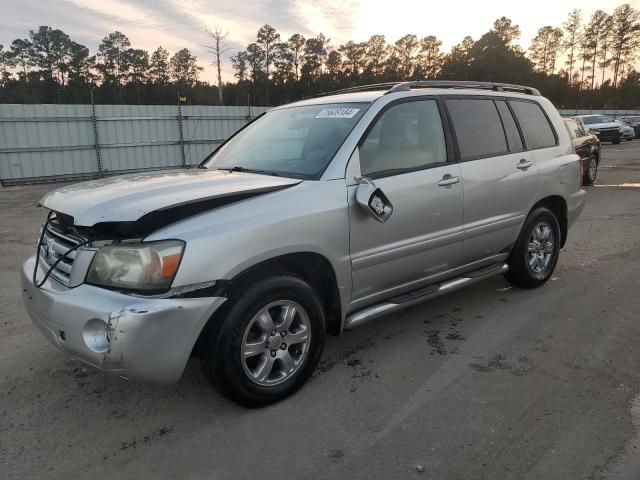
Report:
517,159,533,170
438,174,460,186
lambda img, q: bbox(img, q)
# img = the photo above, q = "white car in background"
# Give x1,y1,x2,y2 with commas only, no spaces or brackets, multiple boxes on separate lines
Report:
615,121,635,141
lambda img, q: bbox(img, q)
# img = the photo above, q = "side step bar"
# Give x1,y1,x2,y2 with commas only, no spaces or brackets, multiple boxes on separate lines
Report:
344,263,509,330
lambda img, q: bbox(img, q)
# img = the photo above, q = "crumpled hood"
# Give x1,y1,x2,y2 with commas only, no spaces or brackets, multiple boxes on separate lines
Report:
40,168,300,226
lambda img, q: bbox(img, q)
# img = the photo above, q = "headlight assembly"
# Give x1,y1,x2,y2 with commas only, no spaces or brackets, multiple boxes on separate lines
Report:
86,240,185,292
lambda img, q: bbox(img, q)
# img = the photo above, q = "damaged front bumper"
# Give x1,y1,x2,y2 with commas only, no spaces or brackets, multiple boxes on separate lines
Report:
21,256,225,383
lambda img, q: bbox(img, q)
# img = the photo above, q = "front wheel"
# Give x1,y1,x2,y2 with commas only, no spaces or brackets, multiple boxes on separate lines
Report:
613,138,622,144
505,208,561,289
200,275,326,407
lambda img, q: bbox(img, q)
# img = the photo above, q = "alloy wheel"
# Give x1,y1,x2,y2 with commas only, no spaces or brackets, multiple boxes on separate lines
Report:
527,221,555,276
241,300,311,386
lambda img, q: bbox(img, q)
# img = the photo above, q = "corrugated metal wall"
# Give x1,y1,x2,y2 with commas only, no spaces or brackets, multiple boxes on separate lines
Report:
0,104,268,185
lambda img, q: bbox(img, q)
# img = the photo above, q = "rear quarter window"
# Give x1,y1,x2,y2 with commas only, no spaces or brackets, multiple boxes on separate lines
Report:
510,100,557,150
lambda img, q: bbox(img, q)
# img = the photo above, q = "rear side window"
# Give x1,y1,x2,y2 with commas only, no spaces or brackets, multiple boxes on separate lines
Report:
564,119,582,139
446,98,508,160
359,99,447,177
510,100,557,149
495,100,524,152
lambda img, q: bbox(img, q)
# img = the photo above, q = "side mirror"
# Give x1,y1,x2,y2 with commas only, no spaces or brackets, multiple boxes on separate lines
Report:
355,179,393,223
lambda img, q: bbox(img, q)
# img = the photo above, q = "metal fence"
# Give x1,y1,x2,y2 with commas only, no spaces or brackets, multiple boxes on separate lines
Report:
0,103,269,186
558,109,640,118
3,104,639,186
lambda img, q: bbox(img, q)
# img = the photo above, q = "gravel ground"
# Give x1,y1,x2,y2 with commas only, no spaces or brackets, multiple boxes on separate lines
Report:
1,142,639,479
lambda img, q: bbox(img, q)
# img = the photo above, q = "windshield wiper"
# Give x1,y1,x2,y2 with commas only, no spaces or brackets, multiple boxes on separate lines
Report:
217,166,281,177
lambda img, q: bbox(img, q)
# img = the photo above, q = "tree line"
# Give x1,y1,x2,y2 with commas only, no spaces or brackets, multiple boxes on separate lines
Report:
1,4,640,108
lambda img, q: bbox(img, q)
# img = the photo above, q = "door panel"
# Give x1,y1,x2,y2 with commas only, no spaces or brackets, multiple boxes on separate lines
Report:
459,152,538,262
349,164,464,302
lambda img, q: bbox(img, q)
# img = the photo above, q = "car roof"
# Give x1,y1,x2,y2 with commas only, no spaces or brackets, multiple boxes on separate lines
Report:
272,87,541,110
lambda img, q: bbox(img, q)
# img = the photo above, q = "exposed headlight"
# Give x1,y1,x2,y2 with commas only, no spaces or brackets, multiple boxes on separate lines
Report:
86,240,185,292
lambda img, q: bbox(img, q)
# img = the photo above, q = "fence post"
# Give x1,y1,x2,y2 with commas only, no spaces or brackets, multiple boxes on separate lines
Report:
90,89,103,177
177,92,186,166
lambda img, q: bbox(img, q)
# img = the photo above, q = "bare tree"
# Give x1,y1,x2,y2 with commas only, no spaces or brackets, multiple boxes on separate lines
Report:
205,26,230,104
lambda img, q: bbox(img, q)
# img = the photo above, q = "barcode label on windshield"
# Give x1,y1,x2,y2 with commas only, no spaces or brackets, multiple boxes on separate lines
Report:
315,108,360,119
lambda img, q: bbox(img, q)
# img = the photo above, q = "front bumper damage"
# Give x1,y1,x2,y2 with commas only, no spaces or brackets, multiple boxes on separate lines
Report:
21,256,225,383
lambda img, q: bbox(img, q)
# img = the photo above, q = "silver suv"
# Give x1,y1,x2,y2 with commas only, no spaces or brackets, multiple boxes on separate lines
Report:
21,81,586,406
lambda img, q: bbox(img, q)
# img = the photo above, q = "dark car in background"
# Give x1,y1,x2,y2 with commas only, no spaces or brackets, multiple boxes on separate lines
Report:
564,118,601,185
618,115,640,138
575,114,622,144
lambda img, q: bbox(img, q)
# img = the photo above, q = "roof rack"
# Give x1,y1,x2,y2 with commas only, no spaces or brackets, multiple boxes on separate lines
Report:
386,80,540,96
316,80,540,98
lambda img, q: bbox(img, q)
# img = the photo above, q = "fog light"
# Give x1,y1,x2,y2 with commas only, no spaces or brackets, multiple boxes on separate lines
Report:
83,318,110,353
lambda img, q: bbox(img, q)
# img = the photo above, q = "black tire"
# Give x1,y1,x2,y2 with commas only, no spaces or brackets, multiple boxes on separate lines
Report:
505,207,561,289
626,137,633,142
583,154,598,186
613,138,622,144
200,274,326,407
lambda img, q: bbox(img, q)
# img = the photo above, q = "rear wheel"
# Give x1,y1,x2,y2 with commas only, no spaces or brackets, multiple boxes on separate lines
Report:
583,154,598,186
505,208,561,289
200,275,326,407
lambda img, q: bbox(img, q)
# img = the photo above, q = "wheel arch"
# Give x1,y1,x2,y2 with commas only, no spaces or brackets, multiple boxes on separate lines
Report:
205,252,343,339
530,195,568,248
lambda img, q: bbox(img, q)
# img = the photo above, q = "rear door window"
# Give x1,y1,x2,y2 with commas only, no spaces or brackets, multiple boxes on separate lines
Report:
510,100,557,149
446,98,508,160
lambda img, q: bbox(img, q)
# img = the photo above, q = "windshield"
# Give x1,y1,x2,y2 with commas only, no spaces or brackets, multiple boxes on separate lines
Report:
201,102,367,179
582,115,612,124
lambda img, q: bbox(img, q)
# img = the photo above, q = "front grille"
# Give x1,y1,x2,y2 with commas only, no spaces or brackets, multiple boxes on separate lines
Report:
37,222,86,286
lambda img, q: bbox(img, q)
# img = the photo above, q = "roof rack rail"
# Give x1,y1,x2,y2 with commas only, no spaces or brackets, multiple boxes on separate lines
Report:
315,82,403,97
386,80,540,96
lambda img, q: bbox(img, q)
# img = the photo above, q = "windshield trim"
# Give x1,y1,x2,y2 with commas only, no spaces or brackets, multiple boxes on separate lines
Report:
199,101,373,181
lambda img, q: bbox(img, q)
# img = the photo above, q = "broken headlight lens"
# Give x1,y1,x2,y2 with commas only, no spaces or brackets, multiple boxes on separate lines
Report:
86,240,185,292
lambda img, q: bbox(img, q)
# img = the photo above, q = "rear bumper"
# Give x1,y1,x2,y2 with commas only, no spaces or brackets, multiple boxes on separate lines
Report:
21,256,225,383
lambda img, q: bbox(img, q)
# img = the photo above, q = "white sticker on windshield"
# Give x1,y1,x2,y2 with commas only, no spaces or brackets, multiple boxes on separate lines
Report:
315,108,360,119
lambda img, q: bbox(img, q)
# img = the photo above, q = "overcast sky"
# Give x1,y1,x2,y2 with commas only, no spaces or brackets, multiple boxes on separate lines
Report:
1,0,638,82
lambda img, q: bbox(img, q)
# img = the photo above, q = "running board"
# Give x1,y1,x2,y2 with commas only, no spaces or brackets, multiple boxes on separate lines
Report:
344,263,509,330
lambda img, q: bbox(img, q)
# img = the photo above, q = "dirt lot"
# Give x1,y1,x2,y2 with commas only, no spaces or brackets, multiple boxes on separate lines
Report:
1,142,640,479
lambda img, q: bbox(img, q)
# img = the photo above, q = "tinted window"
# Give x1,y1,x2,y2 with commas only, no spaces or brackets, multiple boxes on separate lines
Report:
495,100,523,152
510,100,557,149
447,99,508,159
360,100,447,177
564,119,582,139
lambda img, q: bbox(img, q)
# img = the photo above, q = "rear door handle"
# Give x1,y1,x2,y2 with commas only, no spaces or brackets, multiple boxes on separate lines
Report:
517,159,533,170
438,175,460,186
